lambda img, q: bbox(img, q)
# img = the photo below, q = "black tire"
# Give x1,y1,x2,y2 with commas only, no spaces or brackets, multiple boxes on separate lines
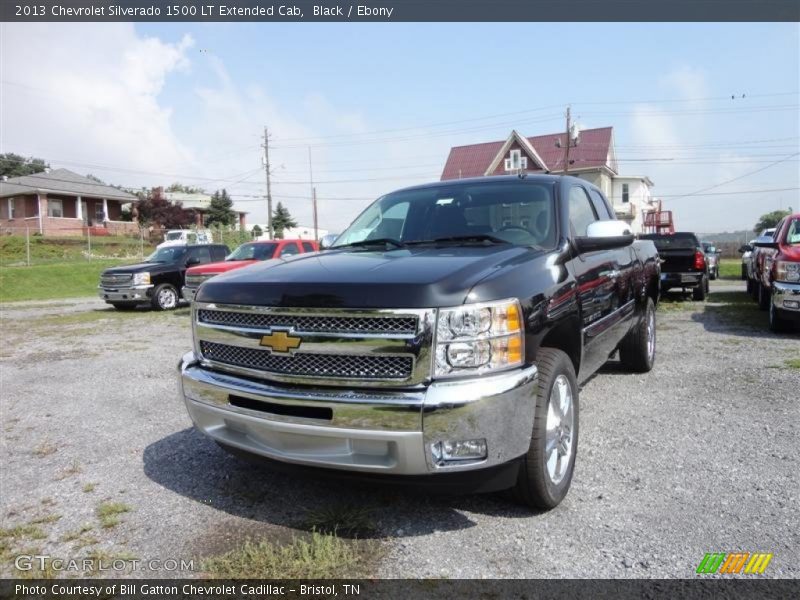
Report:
512,348,579,510
710,268,717,281
757,282,770,311
111,303,137,311
692,276,707,301
746,278,754,295
741,264,747,281
619,297,656,373
768,295,790,332
151,283,179,311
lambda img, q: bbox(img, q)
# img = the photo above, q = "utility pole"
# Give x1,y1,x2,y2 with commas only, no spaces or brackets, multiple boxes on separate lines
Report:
262,126,274,239
308,147,319,241
563,106,572,174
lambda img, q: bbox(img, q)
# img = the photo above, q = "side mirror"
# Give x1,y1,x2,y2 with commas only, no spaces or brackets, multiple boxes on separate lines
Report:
185,256,201,266
738,244,751,253
574,221,634,253
319,233,339,250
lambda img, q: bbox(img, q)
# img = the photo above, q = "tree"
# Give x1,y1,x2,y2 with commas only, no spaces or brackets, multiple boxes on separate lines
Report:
0,153,49,178
754,210,790,233
251,224,263,239
272,202,297,239
135,188,191,229
205,189,236,228
166,182,205,194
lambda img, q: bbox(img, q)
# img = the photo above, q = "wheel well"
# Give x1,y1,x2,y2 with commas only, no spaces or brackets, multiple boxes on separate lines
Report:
647,276,660,305
538,318,581,375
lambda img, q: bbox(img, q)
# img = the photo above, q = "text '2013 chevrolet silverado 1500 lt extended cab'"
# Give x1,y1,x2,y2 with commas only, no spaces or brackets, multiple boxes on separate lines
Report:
179,175,660,509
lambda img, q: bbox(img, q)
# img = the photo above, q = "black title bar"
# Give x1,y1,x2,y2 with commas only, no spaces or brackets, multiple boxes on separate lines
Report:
1,0,799,22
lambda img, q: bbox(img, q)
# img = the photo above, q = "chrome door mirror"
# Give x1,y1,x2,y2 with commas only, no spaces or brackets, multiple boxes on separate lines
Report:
574,221,634,253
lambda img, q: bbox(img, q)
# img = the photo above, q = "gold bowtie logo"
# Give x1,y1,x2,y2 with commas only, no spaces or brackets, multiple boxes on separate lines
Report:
259,331,302,354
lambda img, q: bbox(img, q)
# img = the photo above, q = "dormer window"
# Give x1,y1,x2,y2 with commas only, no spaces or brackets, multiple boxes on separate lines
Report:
504,149,528,172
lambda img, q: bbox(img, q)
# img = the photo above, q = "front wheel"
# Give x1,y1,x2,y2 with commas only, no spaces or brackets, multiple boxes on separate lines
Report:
151,283,179,311
619,297,656,373
512,347,578,510
757,282,770,311
769,297,791,333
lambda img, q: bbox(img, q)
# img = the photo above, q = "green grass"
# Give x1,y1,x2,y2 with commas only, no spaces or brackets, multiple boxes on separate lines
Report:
202,532,373,579
96,501,132,529
786,358,800,369
301,504,377,538
718,258,744,280
0,235,153,266
0,260,129,302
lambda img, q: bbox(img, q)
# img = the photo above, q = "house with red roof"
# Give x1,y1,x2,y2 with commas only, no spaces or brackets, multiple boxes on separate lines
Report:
441,127,656,233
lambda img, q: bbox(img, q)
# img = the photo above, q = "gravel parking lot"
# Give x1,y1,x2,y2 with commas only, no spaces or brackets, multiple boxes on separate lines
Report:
1,280,798,579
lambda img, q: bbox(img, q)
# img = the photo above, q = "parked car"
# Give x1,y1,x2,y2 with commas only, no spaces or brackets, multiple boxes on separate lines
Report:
745,228,776,297
98,244,230,310
701,241,721,280
157,229,214,249
178,175,661,510
738,239,757,281
753,213,800,331
182,239,319,302
640,232,709,300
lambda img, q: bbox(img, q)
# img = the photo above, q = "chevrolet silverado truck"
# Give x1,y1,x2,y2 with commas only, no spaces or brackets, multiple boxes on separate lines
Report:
179,175,660,509
753,212,800,332
182,239,319,302
98,244,229,310
640,232,709,301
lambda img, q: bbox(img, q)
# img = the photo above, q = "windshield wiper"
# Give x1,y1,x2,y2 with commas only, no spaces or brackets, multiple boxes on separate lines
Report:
408,234,510,246
335,238,407,250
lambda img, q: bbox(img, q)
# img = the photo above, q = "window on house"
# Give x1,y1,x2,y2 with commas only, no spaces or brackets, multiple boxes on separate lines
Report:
504,149,528,172
7,198,16,219
48,199,63,218
622,183,630,203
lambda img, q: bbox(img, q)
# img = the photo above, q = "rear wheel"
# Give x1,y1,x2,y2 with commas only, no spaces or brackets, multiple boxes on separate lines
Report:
710,267,717,281
619,297,656,373
512,348,578,510
151,284,179,311
692,276,707,301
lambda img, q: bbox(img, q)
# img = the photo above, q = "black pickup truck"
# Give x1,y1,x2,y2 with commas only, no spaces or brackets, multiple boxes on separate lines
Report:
641,232,710,301
98,244,229,310
178,175,660,509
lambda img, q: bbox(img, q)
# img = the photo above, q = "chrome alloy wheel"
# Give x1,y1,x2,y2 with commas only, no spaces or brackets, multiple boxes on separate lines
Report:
545,374,575,485
646,305,656,363
158,287,177,309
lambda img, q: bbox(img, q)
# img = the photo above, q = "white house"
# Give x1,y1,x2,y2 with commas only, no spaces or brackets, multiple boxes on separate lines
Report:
609,175,656,234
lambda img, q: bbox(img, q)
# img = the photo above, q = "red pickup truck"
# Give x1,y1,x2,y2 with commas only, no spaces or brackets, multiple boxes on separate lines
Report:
182,239,319,302
754,213,800,332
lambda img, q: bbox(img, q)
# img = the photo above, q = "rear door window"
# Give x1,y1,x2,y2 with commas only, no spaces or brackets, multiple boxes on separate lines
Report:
588,189,613,220
301,241,315,252
568,186,599,236
279,242,301,257
191,247,212,264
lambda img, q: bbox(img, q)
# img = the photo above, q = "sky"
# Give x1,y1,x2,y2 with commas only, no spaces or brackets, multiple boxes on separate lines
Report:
1,22,798,234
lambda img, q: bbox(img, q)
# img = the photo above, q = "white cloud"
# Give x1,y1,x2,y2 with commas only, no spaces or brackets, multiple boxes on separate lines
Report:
0,23,195,178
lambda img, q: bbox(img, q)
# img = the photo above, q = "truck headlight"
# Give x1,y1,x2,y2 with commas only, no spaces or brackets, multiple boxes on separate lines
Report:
132,272,151,285
775,261,799,282
434,299,524,377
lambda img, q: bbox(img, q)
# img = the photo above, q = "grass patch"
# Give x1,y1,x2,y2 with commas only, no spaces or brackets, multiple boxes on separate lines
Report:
301,504,377,538
83,483,97,493
785,358,800,369
32,441,57,458
61,524,94,543
55,461,82,480
718,258,743,280
0,260,129,302
700,290,767,329
0,235,154,266
96,502,132,529
29,514,61,525
203,531,373,579
0,524,47,541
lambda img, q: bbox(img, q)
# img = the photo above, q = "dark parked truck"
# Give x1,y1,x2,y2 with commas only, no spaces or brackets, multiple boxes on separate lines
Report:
641,232,710,301
178,175,660,509
98,244,230,310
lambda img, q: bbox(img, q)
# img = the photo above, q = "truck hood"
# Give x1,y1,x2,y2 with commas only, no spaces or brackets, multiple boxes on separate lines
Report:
102,262,173,275
187,260,256,276
196,245,539,308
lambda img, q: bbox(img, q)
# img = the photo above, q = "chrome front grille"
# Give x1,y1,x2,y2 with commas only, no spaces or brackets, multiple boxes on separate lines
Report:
193,303,435,387
200,341,413,380
198,309,418,335
101,273,132,287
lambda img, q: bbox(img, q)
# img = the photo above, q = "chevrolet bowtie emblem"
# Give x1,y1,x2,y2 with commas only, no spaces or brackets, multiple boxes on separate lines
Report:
259,331,302,354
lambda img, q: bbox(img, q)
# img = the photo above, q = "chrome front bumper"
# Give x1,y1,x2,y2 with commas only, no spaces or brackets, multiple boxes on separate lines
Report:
179,352,538,475
97,284,153,302
182,286,197,302
773,281,800,315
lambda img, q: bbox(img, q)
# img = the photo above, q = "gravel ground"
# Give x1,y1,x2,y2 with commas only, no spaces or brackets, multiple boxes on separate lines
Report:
1,281,797,579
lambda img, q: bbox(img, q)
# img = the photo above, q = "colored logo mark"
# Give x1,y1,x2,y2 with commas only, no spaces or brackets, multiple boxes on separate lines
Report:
696,552,773,574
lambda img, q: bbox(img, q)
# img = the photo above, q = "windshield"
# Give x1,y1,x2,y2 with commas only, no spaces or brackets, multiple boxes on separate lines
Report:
333,181,557,249
785,218,800,246
146,247,187,263
227,242,278,261
165,231,185,241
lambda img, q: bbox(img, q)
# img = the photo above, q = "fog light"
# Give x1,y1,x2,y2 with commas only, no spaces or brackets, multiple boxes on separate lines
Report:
783,300,800,309
431,439,488,465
